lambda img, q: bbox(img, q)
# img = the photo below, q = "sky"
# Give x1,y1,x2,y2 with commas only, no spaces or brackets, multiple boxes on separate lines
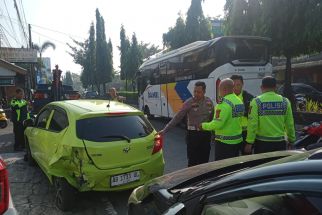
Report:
0,0,225,75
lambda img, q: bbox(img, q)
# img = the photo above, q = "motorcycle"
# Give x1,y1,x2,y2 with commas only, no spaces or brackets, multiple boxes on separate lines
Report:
0,107,8,129
294,122,322,150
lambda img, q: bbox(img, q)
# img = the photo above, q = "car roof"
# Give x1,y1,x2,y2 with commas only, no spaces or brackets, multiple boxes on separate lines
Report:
49,100,140,116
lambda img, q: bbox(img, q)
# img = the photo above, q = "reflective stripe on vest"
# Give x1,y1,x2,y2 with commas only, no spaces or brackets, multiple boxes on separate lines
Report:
255,97,287,116
215,134,242,140
256,135,285,142
222,98,245,118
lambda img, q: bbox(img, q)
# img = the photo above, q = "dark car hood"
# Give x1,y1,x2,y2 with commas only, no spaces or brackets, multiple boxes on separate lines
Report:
146,150,308,194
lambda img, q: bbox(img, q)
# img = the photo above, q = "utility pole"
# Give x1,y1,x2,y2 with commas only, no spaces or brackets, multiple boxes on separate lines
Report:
28,24,35,93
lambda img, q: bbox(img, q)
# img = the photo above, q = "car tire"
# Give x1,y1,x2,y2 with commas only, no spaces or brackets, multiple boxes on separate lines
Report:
0,120,7,129
25,138,36,166
54,178,77,211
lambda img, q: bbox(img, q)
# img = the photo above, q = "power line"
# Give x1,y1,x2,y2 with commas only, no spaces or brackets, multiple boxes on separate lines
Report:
0,14,86,41
0,23,22,46
3,0,18,41
19,0,28,29
32,29,68,45
0,26,12,47
13,0,29,47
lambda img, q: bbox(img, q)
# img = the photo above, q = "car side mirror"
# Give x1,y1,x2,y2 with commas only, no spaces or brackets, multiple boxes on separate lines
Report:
163,203,186,215
23,118,35,128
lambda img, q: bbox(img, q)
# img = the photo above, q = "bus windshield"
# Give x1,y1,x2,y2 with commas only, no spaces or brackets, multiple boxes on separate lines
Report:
217,38,269,65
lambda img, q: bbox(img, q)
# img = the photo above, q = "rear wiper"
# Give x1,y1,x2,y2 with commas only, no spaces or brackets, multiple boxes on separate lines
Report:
99,135,131,143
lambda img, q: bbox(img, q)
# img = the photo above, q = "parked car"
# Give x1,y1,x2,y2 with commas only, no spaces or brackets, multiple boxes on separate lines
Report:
84,91,99,99
278,83,322,102
128,148,322,215
24,100,164,211
0,156,17,215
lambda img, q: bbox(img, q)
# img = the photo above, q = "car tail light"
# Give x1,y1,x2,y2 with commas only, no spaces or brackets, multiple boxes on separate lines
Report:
0,159,9,214
152,134,163,154
33,92,48,99
216,79,221,104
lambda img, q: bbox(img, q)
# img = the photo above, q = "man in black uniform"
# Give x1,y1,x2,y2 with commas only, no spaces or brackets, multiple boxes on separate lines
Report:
230,75,254,155
10,88,30,151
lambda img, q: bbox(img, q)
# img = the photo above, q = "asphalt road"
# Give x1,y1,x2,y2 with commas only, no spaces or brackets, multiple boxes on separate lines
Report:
0,119,215,215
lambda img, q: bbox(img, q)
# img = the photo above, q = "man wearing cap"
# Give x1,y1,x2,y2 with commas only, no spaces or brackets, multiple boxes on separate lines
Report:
245,76,296,154
158,81,214,167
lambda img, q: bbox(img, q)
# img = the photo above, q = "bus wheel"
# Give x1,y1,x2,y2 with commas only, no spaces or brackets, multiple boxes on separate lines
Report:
144,106,154,119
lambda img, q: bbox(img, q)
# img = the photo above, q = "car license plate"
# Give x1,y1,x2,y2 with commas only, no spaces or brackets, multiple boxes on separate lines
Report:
111,171,140,187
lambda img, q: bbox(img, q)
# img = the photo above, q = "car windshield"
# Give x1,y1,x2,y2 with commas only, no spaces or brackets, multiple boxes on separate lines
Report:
76,115,154,142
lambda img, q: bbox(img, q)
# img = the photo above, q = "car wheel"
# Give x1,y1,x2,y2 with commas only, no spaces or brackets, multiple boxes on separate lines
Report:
54,178,77,211
25,138,36,166
0,120,7,129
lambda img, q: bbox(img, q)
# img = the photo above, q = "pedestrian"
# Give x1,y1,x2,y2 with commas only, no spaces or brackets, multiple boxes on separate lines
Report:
158,81,214,167
230,75,254,155
245,76,296,154
10,88,30,151
201,78,244,161
107,87,124,102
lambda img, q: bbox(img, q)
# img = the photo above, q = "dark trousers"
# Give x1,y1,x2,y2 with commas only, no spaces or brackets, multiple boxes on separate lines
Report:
254,140,286,154
186,130,211,167
13,122,25,150
215,141,241,161
240,130,248,155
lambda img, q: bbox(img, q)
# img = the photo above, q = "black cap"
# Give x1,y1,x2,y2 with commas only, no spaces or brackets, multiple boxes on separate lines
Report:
262,76,276,88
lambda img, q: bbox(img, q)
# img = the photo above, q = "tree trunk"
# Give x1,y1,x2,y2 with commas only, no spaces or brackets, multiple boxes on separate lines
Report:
283,56,296,110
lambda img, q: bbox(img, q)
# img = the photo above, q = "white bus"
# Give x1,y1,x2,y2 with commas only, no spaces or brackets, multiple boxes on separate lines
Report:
137,36,272,118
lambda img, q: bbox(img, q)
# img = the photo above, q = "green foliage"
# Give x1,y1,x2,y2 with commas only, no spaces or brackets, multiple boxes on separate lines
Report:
68,9,113,91
163,0,212,50
139,42,162,60
119,25,131,81
163,16,187,49
305,99,322,113
224,0,322,104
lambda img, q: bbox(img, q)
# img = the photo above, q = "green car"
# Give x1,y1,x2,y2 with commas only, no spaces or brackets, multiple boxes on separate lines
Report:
24,100,165,211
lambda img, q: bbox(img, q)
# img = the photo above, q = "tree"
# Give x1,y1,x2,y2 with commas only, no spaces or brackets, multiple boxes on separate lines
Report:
128,33,142,91
163,16,187,49
224,0,322,105
163,0,212,50
33,41,56,84
119,25,131,90
63,71,73,86
139,42,162,60
185,0,212,43
86,22,96,90
95,11,113,94
33,41,56,61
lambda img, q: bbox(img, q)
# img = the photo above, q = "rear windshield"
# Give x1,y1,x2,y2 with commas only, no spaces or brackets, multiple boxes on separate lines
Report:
76,115,154,142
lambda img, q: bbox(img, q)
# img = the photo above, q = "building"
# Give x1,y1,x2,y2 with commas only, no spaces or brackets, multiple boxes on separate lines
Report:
211,19,224,37
37,57,52,84
0,58,27,102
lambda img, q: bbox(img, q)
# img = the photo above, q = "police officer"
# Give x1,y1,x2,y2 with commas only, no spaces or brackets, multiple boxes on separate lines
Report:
11,88,30,151
245,76,296,154
107,87,124,102
158,81,214,167
230,75,254,154
201,78,244,161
